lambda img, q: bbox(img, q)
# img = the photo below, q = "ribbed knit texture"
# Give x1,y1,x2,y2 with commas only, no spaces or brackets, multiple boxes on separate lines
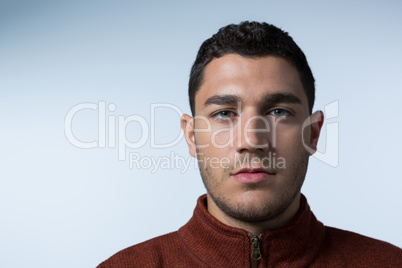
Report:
98,194,402,267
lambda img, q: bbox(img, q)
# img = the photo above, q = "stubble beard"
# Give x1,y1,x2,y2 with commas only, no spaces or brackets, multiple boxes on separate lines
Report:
197,151,310,223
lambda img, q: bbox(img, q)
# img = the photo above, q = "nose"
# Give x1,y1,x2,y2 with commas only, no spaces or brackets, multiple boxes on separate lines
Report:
234,110,271,154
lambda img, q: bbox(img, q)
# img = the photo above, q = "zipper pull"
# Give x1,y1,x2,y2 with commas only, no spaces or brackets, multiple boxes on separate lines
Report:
248,233,263,267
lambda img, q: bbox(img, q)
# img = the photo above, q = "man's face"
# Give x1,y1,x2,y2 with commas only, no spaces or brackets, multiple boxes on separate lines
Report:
182,54,322,223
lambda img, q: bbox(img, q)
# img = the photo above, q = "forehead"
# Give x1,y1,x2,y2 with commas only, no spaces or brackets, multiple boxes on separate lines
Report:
195,54,307,109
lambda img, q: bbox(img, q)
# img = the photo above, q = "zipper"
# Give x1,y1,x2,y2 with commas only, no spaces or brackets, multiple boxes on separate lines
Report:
248,233,263,268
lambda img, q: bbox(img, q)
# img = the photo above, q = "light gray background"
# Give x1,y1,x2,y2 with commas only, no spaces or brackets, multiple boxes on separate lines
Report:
1,1,401,267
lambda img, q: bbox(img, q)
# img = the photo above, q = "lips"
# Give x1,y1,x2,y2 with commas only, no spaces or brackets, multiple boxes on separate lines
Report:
232,168,275,184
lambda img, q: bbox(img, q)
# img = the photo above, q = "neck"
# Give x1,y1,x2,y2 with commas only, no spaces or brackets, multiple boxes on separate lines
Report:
206,193,301,235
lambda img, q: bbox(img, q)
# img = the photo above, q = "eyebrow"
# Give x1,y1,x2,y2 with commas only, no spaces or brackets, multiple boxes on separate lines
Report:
203,93,302,107
203,94,241,107
262,93,302,105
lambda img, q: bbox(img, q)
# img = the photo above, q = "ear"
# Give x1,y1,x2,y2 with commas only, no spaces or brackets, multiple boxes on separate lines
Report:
307,111,324,155
181,114,196,158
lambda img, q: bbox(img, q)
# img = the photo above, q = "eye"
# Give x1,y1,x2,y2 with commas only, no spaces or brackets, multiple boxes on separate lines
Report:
212,110,235,120
270,108,290,117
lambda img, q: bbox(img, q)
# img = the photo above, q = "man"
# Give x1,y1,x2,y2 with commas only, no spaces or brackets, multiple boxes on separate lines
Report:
98,21,401,267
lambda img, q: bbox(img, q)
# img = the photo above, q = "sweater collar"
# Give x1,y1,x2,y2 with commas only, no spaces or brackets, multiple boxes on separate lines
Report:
178,194,325,267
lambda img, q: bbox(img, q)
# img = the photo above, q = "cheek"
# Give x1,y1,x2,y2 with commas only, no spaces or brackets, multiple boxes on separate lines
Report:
195,132,225,158
195,122,233,151
211,126,233,147
195,132,210,145
193,118,212,145
273,125,304,152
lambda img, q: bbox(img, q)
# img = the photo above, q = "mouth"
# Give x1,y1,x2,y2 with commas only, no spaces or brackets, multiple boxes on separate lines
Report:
231,168,275,184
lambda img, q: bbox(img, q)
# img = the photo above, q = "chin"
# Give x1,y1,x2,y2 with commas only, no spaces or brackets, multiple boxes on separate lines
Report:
236,189,273,204
219,188,299,222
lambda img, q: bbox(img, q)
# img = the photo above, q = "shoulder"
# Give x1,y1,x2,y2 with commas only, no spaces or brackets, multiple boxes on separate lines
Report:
97,231,186,268
324,226,401,251
318,226,402,266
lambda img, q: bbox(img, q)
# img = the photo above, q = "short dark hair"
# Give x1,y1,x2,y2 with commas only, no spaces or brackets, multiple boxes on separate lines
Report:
188,21,315,115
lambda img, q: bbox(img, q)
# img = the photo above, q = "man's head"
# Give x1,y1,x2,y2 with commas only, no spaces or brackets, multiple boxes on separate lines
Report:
189,21,316,116
181,21,323,230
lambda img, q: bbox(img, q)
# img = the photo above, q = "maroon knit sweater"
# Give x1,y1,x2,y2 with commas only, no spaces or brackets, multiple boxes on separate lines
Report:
98,195,402,267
